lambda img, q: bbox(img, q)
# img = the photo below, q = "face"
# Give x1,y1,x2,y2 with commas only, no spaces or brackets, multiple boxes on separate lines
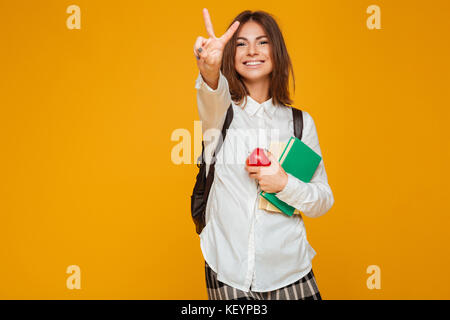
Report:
234,21,273,84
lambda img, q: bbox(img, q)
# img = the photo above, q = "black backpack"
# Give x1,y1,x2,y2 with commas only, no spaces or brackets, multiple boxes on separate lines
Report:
190,104,304,235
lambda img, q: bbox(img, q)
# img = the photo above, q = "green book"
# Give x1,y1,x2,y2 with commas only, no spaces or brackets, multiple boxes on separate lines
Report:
260,136,322,216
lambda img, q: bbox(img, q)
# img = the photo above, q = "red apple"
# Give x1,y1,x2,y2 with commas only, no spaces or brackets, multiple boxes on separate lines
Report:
246,148,271,166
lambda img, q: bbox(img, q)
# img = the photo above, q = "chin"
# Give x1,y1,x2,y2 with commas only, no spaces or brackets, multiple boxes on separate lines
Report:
243,75,271,83
238,70,272,83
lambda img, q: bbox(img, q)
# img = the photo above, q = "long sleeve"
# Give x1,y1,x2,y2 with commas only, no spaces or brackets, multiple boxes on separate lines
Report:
195,70,232,135
275,111,334,218
195,70,232,172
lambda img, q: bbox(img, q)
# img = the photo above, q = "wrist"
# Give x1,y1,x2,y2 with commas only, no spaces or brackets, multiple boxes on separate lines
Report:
278,171,289,193
201,70,220,90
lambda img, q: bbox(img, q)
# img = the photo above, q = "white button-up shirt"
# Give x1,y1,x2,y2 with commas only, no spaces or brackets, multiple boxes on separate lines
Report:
195,71,334,292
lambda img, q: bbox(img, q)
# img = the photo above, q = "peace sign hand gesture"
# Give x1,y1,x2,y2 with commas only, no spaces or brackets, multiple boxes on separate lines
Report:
193,8,240,89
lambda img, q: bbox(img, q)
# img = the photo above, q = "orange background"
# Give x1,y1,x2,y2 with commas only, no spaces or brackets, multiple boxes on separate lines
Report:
1,0,449,299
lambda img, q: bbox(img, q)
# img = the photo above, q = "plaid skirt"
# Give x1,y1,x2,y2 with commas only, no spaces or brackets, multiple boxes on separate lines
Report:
205,261,322,300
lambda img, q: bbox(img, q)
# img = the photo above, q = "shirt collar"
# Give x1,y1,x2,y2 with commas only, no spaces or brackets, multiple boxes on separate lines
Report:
243,95,278,119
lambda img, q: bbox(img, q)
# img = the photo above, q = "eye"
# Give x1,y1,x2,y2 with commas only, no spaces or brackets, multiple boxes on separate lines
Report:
237,42,246,47
259,41,269,45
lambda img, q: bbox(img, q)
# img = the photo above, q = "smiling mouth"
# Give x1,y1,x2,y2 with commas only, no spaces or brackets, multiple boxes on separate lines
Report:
243,60,265,66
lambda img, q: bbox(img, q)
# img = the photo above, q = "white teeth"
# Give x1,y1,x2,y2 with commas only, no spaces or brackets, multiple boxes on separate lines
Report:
245,61,263,65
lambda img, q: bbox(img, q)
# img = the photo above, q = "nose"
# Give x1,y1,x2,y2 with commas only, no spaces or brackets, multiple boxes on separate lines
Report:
247,42,258,56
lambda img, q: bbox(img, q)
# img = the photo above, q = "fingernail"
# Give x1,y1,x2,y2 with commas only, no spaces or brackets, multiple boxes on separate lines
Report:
197,47,203,53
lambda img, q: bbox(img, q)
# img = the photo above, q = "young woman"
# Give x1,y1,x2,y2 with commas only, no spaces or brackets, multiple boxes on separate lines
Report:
193,8,334,300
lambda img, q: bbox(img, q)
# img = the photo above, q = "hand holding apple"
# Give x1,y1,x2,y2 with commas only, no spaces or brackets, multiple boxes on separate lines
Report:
245,149,288,193
246,147,271,166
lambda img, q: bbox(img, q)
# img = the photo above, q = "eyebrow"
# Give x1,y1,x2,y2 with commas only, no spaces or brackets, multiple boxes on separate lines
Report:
236,35,268,41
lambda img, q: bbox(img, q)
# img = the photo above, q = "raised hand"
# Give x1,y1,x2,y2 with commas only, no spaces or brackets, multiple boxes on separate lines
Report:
193,8,240,88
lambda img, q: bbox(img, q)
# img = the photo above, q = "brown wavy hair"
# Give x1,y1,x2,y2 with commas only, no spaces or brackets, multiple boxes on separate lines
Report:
221,10,295,108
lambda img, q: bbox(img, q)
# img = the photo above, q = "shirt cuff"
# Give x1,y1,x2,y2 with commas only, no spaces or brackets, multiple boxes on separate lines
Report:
276,173,307,205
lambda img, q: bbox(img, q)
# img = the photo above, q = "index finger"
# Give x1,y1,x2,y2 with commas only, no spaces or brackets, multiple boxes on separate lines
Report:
220,20,240,44
245,165,260,173
202,8,216,38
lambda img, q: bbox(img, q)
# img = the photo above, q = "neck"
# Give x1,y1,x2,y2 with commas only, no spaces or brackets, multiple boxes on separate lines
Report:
243,77,271,104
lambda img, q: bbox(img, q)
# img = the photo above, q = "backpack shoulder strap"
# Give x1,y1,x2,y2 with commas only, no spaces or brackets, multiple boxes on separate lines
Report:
196,104,234,168
211,104,234,166
203,104,234,201
292,107,303,140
